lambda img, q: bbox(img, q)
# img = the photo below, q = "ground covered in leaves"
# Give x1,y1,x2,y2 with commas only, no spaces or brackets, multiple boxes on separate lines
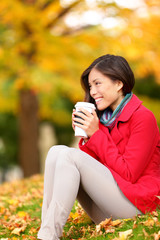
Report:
0,174,160,240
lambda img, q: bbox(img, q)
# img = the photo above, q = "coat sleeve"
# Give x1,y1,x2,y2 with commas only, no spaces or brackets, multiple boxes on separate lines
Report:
80,110,159,183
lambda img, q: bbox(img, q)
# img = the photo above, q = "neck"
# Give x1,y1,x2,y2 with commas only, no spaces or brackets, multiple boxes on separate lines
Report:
110,94,125,111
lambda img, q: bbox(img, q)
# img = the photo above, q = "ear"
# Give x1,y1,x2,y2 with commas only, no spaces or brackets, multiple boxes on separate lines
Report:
116,80,123,92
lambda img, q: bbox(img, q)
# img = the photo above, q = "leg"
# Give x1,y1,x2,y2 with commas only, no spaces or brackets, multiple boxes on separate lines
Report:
77,184,107,224
72,148,141,221
38,147,81,240
41,145,68,222
38,147,141,240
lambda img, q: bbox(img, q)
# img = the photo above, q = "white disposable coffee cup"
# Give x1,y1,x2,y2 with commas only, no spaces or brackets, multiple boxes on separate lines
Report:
74,102,96,137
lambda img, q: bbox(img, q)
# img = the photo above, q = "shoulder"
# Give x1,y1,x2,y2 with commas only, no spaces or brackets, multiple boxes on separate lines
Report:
126,94,156,120
130,104,159,134
133,104,157,123
119,94,156,125
122,94,159,131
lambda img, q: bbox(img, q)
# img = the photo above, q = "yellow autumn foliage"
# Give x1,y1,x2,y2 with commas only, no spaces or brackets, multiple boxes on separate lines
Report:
0,0,159,123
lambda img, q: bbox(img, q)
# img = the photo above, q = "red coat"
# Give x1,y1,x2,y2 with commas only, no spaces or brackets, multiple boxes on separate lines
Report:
79,94,160,214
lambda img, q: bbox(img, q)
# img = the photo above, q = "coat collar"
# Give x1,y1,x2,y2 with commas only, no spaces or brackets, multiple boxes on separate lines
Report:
118,94,142,122
98,95,142,145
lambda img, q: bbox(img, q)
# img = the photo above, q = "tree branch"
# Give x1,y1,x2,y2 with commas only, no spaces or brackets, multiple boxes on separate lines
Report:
39,0,57,11
61,24,96,36
46,0,81,29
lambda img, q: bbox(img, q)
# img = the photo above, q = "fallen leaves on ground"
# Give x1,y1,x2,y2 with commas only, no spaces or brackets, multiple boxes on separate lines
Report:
0,175,43,239
66,202,160,240
0,175,160,240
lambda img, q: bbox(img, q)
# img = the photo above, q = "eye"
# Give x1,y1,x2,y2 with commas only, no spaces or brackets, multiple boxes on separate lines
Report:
95,81,100,85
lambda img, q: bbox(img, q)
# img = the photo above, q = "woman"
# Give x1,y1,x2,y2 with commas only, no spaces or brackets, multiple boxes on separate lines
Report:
38,54,160,240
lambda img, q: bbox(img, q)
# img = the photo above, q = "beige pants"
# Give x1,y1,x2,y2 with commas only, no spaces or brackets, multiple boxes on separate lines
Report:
37,145,141,240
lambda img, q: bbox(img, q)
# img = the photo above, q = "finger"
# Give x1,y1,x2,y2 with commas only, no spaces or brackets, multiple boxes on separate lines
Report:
72,110,78,120
72,117,75,129
72,124,75,131
74,111,87,120
72,109,76,115
72,112,75,118
78,108,92,117
73,116,85,126
92,110,98,118
74,110,92,121
72,110,76,130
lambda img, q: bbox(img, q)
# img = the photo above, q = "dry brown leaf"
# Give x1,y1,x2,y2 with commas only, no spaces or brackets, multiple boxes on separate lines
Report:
143,228,149,238
11,225,26,235
133,220,138,229
155,221,160,227
154,230,160,240
105,227,115,234
119,229,133,239
96,224,101,233
99,217,112,228
29,227,37,234
152,211,159,217
143,218,155,227
112,219,122,227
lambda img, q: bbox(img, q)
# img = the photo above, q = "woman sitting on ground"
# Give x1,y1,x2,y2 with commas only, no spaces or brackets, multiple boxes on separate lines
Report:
38,54,160,240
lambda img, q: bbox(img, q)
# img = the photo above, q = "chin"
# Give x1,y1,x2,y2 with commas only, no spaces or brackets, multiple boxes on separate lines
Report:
97,106,106,111
97,103,109,111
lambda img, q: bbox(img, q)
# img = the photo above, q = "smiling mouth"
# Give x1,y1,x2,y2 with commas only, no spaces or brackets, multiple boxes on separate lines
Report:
95,98,103,103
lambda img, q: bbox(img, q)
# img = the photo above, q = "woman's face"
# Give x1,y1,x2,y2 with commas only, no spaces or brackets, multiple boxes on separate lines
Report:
88,68,124,111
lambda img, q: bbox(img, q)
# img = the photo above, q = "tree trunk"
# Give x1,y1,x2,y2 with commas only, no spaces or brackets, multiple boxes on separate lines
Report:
19,89,40,177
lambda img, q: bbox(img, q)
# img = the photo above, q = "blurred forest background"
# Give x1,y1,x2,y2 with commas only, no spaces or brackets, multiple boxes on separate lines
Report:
0,0,160,182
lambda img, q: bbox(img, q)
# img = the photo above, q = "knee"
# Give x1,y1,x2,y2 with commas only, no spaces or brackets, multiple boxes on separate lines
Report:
45,145,68,167
48,145,58,155
56,147,80,167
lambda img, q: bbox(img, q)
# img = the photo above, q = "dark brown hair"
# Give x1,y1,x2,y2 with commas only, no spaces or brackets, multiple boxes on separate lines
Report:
81,54,135,104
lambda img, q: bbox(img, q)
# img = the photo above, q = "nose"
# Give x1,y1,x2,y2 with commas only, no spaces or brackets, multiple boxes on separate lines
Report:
90,86,97,97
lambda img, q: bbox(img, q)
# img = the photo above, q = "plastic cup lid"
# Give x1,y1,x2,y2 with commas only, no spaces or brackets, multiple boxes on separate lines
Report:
75,102,96,109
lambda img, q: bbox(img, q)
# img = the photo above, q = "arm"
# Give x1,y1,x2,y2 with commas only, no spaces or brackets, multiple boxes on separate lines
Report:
80,110,159,183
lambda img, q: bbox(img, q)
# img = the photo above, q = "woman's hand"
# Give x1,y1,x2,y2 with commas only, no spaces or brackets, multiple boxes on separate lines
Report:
72,108,99,138
72,109,76,131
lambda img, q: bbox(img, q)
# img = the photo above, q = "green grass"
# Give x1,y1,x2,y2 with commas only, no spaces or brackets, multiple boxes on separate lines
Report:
0,175,159,240
62,213,160,240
